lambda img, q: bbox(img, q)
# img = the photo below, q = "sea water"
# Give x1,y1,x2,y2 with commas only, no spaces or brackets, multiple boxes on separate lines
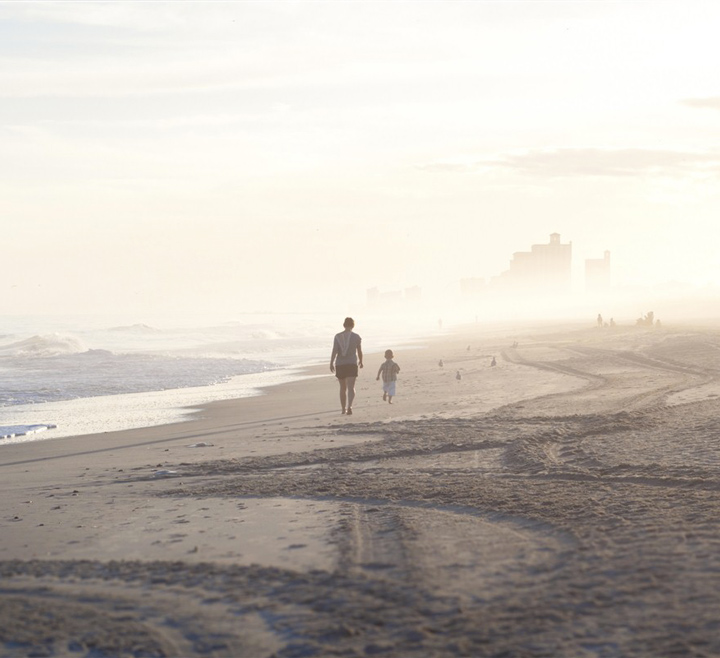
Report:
0,312,433,444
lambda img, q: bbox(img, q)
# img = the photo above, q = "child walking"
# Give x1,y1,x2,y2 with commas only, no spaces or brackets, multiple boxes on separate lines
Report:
376,349,401,404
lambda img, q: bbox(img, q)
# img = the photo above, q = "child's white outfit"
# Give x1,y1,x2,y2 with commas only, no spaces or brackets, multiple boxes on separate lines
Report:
378,359,400,397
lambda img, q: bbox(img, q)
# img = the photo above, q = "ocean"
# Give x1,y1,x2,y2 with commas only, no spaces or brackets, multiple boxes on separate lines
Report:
0,312,433,444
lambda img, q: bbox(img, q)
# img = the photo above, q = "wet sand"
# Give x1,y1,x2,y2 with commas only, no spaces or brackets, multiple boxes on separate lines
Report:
2,321,720,657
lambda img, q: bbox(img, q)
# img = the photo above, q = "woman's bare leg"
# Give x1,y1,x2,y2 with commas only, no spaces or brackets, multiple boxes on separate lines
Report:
338,378,348,413
346,376,357,412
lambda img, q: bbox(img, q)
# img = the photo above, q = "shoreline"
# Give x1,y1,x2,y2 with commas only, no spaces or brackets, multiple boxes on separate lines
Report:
0,365,323,444
3,319,565,454
0,319,439,444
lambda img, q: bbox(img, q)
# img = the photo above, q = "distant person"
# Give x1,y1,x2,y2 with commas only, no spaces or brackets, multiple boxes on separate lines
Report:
376,349,401,404
610,318,616,328
597,313,603,327
438,359,444,368
456,370,462,381
330,317,363,415
637,311,655,327
490,356,497,367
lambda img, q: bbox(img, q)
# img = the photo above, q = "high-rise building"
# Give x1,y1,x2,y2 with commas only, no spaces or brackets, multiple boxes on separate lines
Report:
460,277,485,296
367,286,421,307
493,233,572,292
585,250,611,291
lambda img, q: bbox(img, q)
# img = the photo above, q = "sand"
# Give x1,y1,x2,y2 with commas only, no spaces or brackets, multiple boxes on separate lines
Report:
2,321,720,657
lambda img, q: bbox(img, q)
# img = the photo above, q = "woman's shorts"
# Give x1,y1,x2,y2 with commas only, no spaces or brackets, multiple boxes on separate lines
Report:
335,364,359,379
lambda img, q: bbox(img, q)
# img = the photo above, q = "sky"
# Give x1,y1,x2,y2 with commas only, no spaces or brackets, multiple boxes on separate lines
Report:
3,1,720,319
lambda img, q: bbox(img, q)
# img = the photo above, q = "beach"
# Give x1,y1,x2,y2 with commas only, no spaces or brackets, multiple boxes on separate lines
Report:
2,321,720,657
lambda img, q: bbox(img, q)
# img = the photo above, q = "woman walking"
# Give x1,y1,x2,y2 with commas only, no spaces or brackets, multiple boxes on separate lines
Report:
330,317,363,415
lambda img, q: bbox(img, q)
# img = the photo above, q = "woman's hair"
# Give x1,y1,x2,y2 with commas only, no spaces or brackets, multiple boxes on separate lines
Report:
343,317,355,329
384,349,393,358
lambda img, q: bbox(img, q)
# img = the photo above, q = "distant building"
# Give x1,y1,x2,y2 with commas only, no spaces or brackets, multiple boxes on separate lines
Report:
493,233,572,293
404,286,422,302
366,287,381,306
367,286,421,307
460,277,485,296
585,250,611,292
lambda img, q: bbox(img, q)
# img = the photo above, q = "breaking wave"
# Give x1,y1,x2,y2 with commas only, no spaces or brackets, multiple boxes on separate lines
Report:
0,334,88,358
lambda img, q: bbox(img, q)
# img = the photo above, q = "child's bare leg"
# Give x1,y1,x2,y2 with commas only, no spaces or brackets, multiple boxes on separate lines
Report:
388,396,393,404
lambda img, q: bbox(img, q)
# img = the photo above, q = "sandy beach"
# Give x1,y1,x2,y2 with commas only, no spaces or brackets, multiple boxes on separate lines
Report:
2,320,720,657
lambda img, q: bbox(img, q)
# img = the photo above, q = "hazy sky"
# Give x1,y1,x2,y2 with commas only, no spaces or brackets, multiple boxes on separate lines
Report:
3,1,720,317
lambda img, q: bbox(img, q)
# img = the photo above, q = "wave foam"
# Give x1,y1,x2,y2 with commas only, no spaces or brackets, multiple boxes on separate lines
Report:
0,424,57,440
0,334,87,358
108,324,162,334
